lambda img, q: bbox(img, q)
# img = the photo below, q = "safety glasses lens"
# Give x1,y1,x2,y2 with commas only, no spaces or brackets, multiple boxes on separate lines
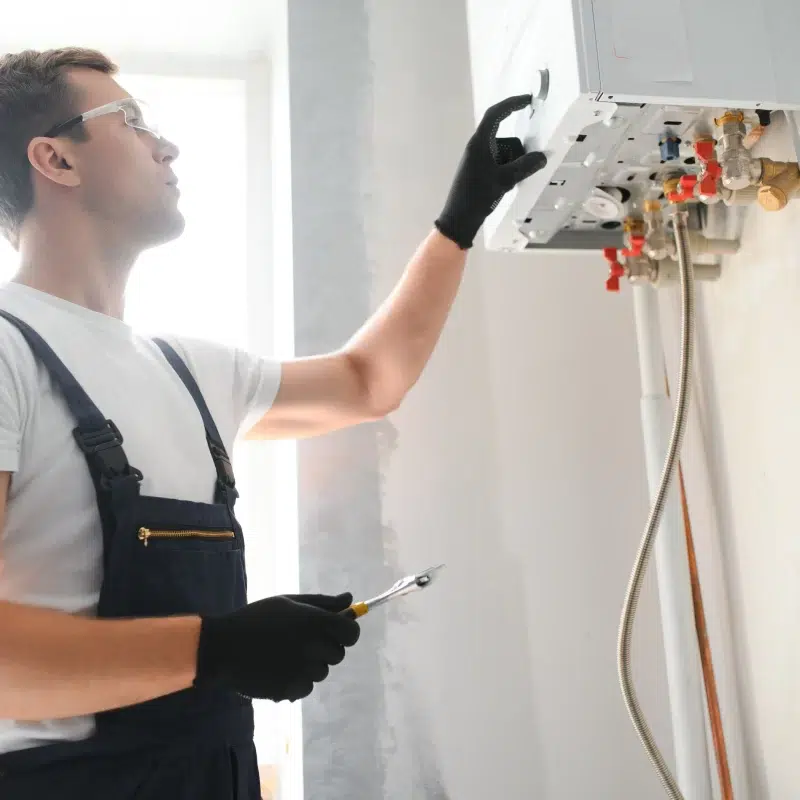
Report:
122,100,159,137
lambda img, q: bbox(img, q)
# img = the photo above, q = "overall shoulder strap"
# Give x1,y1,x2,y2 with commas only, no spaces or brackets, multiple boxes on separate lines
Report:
0,310,142,546
152,337,237,504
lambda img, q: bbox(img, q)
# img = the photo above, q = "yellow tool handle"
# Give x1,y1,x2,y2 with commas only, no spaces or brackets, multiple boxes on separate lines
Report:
344,601,369,619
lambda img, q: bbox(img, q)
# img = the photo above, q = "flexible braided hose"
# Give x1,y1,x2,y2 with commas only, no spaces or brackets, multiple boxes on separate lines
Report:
617,208,695,800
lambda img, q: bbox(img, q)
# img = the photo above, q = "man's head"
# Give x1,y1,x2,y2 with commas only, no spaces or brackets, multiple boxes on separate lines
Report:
0,47,183,257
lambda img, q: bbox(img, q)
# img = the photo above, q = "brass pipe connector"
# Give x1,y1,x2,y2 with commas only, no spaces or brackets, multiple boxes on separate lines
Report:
663,177,681,198
756,158,800,211
713,110,744,127
643,199,662,214
623,216,645,237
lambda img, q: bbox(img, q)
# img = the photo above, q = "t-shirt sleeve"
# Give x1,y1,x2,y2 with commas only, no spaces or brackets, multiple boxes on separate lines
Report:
231,347,283,435
158,335,282,440
0,324,29,473
0,382,22,472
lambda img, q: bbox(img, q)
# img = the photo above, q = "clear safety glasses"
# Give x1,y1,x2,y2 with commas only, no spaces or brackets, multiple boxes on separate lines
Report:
43,98,161,140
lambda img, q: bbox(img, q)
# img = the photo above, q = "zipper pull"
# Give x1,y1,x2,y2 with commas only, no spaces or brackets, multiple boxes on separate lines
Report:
138,527,151,547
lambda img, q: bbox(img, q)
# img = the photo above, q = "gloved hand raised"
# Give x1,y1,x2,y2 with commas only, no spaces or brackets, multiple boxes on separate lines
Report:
435,94,547,250
194,592,360,702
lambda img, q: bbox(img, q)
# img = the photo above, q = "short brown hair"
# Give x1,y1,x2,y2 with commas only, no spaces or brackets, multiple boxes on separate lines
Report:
0,47,117,246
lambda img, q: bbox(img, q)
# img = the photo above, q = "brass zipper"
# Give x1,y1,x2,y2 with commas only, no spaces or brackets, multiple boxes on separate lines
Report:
138,527,236,547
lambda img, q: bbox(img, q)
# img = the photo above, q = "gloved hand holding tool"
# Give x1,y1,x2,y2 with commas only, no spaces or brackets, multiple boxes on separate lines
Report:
192,564,444,704
194,592,361,703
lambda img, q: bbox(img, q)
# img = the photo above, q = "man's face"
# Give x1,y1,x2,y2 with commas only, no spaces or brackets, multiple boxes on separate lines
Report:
43,68,185,250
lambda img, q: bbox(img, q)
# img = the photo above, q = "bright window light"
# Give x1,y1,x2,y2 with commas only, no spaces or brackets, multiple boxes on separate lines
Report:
121,74,249,346
0,71,299,795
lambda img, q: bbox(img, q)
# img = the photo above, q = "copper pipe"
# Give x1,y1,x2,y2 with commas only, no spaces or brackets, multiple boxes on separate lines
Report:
678,463,734,800
666,374,734,799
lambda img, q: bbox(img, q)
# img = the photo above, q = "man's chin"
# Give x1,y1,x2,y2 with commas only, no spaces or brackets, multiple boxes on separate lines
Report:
165,211,187,241
144,210,186,250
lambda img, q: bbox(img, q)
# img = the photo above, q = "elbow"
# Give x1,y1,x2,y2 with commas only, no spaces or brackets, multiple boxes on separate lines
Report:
361,376,405,419
343,350,406,419
369,392,403,419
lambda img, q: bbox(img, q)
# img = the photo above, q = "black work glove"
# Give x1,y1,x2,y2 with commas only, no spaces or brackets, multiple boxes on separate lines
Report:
435,94,547,250
194,592,360,702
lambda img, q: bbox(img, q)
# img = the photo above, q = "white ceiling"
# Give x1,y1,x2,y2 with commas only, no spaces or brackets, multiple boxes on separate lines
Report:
0,0,281,63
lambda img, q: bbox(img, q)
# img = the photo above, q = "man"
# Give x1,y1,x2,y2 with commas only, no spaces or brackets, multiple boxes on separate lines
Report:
0,47,545,798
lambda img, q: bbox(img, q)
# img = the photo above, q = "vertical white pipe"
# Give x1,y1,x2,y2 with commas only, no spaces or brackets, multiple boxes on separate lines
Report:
659,286,751,799
631,284,713,800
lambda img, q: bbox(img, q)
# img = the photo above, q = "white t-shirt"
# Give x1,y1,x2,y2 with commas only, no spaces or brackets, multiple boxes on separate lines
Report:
0,282,281,754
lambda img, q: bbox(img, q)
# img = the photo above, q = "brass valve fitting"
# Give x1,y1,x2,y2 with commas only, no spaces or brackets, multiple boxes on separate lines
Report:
756,158,800,211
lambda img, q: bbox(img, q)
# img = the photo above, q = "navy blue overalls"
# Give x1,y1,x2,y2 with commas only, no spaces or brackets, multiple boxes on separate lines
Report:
0,312,261,799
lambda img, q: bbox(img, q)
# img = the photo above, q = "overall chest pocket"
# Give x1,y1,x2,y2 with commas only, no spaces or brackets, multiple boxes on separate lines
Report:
125,526,247,619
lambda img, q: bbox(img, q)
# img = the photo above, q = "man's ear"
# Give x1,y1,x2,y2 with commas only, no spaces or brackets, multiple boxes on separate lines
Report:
27,137,81,188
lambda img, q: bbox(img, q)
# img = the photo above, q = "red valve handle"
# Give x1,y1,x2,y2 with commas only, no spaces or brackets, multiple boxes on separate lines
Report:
603,248,625,292
693,140,721,198
694,139,716,163
621,234,645,258
667,174,698,204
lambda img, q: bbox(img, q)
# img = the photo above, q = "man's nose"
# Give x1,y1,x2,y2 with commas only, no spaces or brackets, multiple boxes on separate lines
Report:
156,137,180,164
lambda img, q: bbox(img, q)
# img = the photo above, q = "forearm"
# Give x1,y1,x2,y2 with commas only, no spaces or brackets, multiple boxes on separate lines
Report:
345,229,467,411
251,96,542,437
0,601,201,721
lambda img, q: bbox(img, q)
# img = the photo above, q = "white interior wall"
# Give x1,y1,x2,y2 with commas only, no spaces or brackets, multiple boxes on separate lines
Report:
669,112,800,800
366,1,674,797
